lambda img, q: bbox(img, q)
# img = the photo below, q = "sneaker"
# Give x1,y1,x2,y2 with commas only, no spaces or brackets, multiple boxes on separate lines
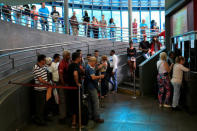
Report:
159,104,162,108
94,118,104,123
163,104,171,108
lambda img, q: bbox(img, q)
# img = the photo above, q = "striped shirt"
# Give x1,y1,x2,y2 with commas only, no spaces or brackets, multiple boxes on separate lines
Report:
33,64,48,91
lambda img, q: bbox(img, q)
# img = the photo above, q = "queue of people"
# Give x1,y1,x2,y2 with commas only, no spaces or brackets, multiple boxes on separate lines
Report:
157,52,190,110
32,49,118,128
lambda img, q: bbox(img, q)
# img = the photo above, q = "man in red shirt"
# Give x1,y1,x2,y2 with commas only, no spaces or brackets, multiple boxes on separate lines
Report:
58,50,71,124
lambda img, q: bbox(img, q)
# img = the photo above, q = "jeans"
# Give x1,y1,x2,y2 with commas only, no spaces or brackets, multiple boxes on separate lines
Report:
109,69,118,92
72,26,78,36
172,82,182,108
110,31,115,41
52,22,59,32
40,19,49,31
58,88,67,119
31,20,38,29
101,28,107,38
88,88,100,120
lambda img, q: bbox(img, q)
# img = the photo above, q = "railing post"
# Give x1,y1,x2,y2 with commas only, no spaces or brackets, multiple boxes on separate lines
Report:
86,23,88,37
87,42,90,54
9,55,15,69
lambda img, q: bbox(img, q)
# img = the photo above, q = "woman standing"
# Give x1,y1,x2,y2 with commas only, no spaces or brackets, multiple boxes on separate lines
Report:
171,56,189,110
109,18,116,40
92,16,99,38
127,40,137,80
83,11,90,37
157,52,173,108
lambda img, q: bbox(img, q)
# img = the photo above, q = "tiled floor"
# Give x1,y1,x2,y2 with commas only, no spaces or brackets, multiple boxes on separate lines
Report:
24,93,197,131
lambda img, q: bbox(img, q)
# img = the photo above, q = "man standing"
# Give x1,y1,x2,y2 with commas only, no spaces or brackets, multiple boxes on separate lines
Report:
67,52,81,128
85,57,105,123
39,3,49,31
100,15,107,38
33,54,51,125
51,6,60,32
109,50,118,93
140,19,148,36
70,11,79,36
139,35,151,59
58,51,70,124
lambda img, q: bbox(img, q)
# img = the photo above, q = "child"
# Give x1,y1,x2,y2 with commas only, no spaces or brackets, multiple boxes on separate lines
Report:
171,56,190,110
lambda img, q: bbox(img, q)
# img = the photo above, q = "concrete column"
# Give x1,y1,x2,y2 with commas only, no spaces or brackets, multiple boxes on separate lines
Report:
64,0,69,34
128,0,132,42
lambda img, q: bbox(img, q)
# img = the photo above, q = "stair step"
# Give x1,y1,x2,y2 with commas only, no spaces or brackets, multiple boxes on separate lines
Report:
121,81,140,88
118,87,141,96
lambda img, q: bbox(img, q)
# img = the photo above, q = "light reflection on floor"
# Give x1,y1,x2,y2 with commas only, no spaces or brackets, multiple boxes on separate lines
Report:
24,93,197,131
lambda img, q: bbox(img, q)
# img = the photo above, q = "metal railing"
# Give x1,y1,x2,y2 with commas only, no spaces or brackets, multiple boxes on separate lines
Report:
0,6,165,43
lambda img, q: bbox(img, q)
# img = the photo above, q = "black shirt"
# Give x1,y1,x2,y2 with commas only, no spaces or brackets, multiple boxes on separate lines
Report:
127,48,136,57
83,16,90,23
51,10,60,22
139,41,150,53
68,63,81,87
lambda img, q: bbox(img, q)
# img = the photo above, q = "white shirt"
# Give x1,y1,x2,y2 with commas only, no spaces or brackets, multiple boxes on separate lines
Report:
51,62,60,82
110,54,118,72
157,60,167,74
171,64,189,84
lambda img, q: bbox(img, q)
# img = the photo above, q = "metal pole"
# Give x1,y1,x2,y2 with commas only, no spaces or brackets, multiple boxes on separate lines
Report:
128,0,132,42
132,70,137,99
78,86,82,131
64,0,69,34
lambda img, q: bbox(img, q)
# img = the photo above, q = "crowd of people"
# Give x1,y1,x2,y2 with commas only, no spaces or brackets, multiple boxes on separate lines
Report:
157,52,190,110
32,49,118,128
0,3,162,40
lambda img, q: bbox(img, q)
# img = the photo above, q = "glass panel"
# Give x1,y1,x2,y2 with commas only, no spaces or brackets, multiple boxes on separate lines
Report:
161,11,165,30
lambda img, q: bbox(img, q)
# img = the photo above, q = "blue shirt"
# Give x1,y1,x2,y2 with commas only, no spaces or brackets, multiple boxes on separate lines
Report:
39,7,49,20
85,64,98,89
140,23,147,28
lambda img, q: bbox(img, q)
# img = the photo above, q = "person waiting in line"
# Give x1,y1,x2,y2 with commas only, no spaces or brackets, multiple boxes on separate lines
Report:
23,5,31,26
150,36,162,55
67,52,82,128
132,18,138,43
127,40,137,80
139,35,151,59
109,50,118,93
140,19,147,36
83,10,91,37
171,56,190,111
58,51,71,124
51,54,60,85
30,5,38,29
39,3,49,31
85,54,92,67
100,15,107,38
70,11,79,36
92,16,99,38
76,49,86,74
2,5,12,22
109,18,116,40
33,54,51,125
100,55,109,98
157,52,173,108
51,6,60,32
85,56,105,123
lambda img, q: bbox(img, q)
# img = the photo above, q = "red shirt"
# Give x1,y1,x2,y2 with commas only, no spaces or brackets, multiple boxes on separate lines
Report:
159,31,165,39
58,59,70,84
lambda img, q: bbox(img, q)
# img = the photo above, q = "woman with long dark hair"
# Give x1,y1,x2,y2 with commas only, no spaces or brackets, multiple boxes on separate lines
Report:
150,36,162,55
109,18,116,40
127,40,136,80
83,10,90,37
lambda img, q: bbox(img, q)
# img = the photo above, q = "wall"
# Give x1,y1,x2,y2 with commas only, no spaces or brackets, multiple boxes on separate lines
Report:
139,48,166,96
